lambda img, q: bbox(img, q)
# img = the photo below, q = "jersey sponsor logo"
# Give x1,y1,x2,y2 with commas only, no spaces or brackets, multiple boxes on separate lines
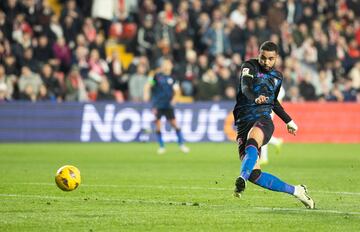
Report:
257,73,264,78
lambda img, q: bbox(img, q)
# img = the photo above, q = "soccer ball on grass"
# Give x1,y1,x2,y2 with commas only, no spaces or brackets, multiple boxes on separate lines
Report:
55,165,81,191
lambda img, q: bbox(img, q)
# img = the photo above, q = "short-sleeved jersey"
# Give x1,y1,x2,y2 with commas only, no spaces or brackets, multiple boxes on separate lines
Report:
233,59,283,124
150,72,175,109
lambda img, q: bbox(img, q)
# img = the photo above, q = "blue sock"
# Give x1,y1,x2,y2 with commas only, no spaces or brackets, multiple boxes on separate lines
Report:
175,129,184,145
253,172,295,194
240,145,258,180
156,131,164,148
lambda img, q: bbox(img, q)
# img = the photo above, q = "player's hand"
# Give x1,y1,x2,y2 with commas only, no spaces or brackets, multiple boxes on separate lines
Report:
255,95,269,104
286,120,298,135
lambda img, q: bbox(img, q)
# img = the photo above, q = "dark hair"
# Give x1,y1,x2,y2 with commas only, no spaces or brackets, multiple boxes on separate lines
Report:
260,41,278,53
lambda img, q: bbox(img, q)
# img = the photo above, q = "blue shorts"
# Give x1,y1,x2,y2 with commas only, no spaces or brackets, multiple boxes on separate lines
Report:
236,117,274,159
155,108,175,120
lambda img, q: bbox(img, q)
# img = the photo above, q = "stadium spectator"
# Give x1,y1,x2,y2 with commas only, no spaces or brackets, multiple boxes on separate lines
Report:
137,14,156,58
34,34,56,65
52,37,71,73
128,63,148,102
229,2,247,29
138,0,157,24
0,64,14,100
349,61,360,90
255,17,271,45
40,63,62,101
175,50,199,97
107,51,126,96
37,84,52,101
19,47,39,72
0,82,8,101
201,20,231,58
65,66,87,102
48,15,63,40
196,69,221,101
86,48,109,94
299,73,317,101
18,65,42,97
97,79,114,101
342,79,357,102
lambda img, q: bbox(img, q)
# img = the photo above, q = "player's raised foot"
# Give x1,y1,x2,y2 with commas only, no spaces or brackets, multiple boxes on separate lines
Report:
157,147,166,155
179,145,190,154
233,176,246,198
294,185,315,209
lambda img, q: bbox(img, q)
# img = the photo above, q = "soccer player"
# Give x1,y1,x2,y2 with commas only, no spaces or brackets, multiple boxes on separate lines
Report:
233,41,315,209
144,58,190,154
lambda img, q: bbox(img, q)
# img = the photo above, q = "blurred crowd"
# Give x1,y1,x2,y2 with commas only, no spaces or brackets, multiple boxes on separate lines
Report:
0,0,359,103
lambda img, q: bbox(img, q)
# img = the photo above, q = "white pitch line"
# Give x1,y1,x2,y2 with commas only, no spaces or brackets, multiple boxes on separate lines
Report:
253,207,360,216
1,193,360,216
9,182,360,196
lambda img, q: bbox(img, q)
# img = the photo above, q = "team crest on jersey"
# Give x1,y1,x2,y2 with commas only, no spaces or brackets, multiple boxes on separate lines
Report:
167,78,174,85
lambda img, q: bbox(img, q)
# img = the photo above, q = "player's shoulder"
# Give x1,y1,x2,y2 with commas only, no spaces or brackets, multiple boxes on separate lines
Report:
240,59,260,77
241,59,259,70
269,69,284,80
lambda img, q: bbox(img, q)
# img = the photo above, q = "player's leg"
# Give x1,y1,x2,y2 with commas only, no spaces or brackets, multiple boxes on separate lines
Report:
234,122,264,197
248,168,315,209
244,119,314,208
169,118,185,144
248,168,295,194
154,109,165,154
168,109,189,153
239,126,264,180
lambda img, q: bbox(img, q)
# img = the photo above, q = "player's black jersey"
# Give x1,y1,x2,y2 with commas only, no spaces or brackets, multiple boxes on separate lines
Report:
233,59,291,124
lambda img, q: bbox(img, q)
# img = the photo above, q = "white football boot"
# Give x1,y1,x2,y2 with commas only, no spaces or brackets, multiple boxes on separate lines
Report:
157,147,166,155
180,145,190,153
294,185,315,209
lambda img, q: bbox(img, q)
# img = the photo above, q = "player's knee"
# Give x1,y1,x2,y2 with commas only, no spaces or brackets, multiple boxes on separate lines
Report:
248,169,262,183
246,138,259,149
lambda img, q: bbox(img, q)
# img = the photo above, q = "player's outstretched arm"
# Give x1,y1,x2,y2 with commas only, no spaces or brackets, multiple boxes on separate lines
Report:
273,99,298,135
273,85,298,135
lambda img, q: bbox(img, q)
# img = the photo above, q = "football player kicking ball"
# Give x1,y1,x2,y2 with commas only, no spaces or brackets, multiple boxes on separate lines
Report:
232,41,315,209
144,58,190,155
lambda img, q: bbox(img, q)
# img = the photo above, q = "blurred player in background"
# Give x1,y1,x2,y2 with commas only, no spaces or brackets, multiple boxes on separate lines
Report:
259,86,285,165
144,58,190,155
233,41,315,209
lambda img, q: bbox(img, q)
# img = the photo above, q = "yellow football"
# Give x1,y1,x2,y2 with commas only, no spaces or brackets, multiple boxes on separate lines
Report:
55,165,81,191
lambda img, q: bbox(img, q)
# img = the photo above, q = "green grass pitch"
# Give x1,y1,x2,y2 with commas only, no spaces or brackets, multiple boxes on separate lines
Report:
1,143,360,231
